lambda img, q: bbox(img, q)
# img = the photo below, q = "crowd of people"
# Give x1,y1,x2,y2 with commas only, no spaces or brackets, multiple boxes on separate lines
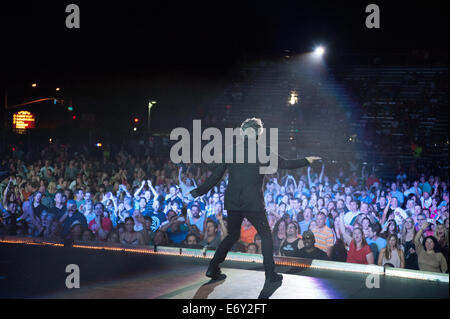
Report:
0,142,448,274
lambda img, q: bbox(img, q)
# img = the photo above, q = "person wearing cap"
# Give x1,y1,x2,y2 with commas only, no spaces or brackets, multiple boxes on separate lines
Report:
297,230,329,260
60,199,88,238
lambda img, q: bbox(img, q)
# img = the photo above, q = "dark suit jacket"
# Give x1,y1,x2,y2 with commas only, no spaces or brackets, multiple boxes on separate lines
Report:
190,139,310,212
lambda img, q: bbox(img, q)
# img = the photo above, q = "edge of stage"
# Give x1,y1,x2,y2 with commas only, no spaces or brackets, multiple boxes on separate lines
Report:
0,236,448,299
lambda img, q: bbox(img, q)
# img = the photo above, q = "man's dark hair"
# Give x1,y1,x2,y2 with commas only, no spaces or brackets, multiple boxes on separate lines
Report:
370,222,382,235
350,199,359,207
302,230,316,242
94,202,105,210
65,189,74,200
205,218,218,230
316,211,327,221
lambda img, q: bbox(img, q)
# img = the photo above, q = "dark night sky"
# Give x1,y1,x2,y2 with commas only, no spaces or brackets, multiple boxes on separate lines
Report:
0,0,448,130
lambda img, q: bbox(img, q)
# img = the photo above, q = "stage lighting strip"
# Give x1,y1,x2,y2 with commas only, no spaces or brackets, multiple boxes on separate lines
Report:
1,237,448,283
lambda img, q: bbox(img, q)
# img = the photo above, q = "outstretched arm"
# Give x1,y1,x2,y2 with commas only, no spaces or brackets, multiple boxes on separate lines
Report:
178,167,184,185
270,145,320,170
278,155,320,170
134,180,146,198
289,175,297,190
190,163,227,198
307,167,313,189
319,163,325,183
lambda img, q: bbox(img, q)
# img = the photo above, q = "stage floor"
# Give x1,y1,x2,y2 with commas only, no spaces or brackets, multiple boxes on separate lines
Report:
0,242,448,299
41,266,448,299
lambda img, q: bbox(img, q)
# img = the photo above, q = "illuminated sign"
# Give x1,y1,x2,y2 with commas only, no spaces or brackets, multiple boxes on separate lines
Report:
12,111,36,130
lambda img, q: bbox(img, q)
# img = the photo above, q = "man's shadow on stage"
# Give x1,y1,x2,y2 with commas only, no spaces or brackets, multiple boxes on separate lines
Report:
192,278,227,299
192,277,282,299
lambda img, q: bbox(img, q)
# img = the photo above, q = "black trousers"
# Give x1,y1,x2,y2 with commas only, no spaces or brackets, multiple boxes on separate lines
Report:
209,210,275,274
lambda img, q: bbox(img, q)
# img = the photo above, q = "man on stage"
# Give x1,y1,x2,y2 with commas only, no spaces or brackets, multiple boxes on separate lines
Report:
190,118,321,283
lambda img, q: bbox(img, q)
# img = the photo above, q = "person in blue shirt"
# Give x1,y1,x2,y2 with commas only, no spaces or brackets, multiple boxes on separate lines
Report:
160,210,189,244
187,204,206,233
299,207,313,235
358,189,373,205
366,223,386,262
390,182,405,207
144,199,167,232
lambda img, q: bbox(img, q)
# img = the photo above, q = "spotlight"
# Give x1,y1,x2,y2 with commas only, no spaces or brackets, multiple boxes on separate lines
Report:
315,46,325,55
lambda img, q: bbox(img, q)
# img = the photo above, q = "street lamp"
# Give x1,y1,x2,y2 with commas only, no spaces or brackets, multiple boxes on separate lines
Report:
148,101,157,132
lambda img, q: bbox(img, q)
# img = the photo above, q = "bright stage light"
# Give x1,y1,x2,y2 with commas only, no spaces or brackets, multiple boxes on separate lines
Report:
289,91,298,105
315,46,325,55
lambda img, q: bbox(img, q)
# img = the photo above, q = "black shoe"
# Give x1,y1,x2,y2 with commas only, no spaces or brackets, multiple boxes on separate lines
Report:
266,272,283,283
206,266,227,281
258,280,283,299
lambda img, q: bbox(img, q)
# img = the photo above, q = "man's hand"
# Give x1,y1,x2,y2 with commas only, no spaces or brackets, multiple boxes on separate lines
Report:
421,221,429,231
305,156,322,164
